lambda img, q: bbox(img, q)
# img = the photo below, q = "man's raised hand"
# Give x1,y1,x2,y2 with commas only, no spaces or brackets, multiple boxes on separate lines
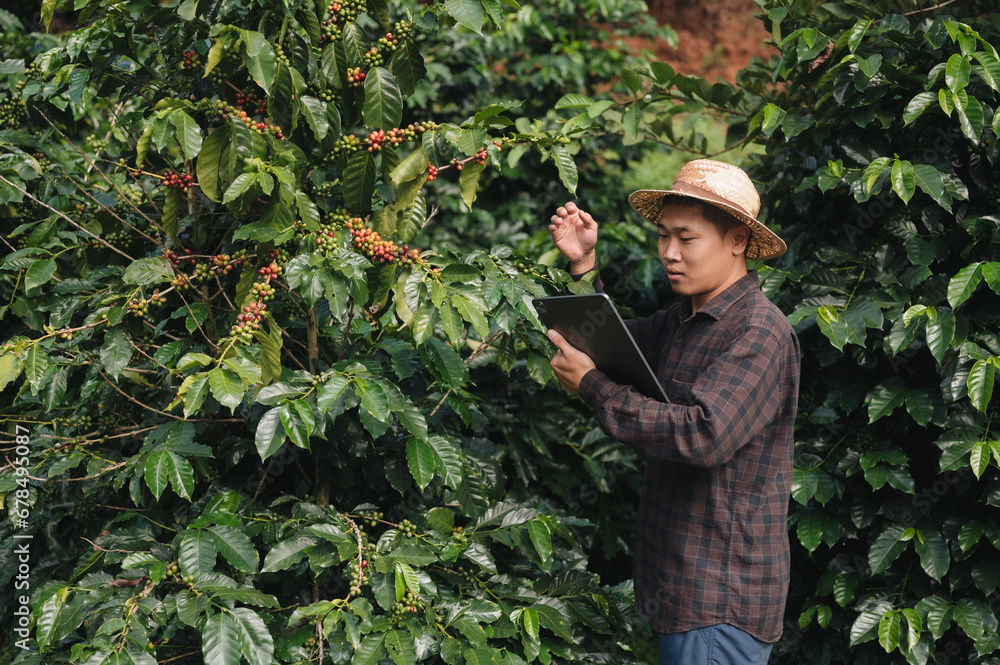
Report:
549,202,598,273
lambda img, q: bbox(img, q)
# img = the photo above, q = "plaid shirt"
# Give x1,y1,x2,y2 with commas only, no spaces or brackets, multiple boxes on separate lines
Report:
577,270,800,642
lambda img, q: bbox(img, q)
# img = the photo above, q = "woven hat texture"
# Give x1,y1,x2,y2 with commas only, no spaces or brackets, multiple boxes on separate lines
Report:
628,159,786,260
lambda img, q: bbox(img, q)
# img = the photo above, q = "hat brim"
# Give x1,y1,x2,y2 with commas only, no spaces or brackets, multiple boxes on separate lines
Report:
628,184,787,261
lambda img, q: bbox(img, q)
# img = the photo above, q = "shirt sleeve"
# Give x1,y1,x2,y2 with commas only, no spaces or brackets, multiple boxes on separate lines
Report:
577,325,786,467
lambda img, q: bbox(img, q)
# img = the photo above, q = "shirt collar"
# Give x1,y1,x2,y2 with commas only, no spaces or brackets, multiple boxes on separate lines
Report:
681,270,760,322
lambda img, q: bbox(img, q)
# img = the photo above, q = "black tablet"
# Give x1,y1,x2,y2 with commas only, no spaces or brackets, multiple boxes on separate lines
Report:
532,293,669,402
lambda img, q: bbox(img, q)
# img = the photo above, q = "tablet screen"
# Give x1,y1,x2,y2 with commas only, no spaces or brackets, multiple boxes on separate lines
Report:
533,293,669,402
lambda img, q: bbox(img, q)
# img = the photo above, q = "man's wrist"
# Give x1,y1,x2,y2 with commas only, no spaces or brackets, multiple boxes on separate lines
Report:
568,252,597,275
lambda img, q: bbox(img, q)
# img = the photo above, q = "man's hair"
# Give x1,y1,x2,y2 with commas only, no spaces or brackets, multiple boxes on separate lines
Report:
660,197,746,240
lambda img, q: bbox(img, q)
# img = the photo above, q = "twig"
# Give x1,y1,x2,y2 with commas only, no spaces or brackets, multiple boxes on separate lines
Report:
0,174,135,262
901,0,957,15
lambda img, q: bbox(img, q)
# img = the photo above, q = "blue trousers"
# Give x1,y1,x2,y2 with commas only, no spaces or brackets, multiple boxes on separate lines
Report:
660,623,773,665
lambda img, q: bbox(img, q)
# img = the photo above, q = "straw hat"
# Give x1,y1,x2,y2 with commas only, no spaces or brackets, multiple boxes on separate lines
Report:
628,159,786,260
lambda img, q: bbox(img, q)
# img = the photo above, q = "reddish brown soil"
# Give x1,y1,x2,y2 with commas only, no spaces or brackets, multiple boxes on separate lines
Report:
629,0,777,83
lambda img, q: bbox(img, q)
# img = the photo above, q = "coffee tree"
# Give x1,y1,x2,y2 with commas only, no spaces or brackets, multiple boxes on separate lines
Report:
743,3,1000,663
0,0,659,663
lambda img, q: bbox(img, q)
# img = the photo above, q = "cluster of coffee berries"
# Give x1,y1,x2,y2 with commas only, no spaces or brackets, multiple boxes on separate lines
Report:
258,262,282,279
0,94,27,129
350,225,420,266
362,47,383,68
230,300,267,340
472,148,488,166
313,228,339,252
366,129,386,151
127,291,166,317
360,510,384,527
307,81,339,104
249,280,277,301
166,562,196,585
347,558,370,595
164,248,197,268
329,122,437,161
56,414,93,431
273,42,290,67
210,252,249,276
57,328,74,341
389,589,424,622
85,134,110,154
427,165,438,181
212,101,284,140
322,209,358,228
161,169,195,193
113,184,146,214
397,519,418,538
346,67,367,87
181,50,199,69
320,0,367,43
234,92,267,116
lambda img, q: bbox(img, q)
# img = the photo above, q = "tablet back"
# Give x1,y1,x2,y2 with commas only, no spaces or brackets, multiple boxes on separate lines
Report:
532,293,669,402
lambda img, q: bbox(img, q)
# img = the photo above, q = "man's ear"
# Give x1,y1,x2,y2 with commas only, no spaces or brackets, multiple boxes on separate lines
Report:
730,224,750,255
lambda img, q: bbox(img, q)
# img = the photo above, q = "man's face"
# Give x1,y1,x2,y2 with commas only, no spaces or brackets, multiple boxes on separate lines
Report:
657,201,748,310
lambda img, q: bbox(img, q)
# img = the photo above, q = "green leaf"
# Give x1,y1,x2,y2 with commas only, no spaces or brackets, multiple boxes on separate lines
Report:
970,440,991,479
123,257,173,285
343,151,377,214
912,163,952,211
527,520,552,563
890,159,915,203
967,359,995,413
208,525,259,574
170,111,203,161
300,96,329,141
531,597,574,643
869,525,907,575
0,352,22,392
797,512,823,553
231,607,274,665
953,598,985,640
389,41,426,98
25,344,47,389
352,632,386,665
428,435,463,488
847,18,871,52
424,337,466,388
203,612,241,665
972,50,1000,92
197,126,228,202
100,329,133,381
945,53,971,93
279,399,315,449
384,629,417,665
362,67,403,130
903,91,938,125
879,609,901,652
406,436,435,490
144,450,170,500
851,601,891,646
261,536,315,573
163,187,181,237
867,383,906,422
35,588,67,650
445,0,484,34
25,258,56,291
180,529,217,576
459,161,485,209
552,145,578,194
239,29,277,93
209,367,244,413
914,529,950,581
255,407,286,460
356,378,390,422
522,607,540,639
167,452,195,500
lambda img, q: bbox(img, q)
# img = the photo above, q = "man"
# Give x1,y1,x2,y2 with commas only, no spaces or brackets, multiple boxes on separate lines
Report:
546,159,800,665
